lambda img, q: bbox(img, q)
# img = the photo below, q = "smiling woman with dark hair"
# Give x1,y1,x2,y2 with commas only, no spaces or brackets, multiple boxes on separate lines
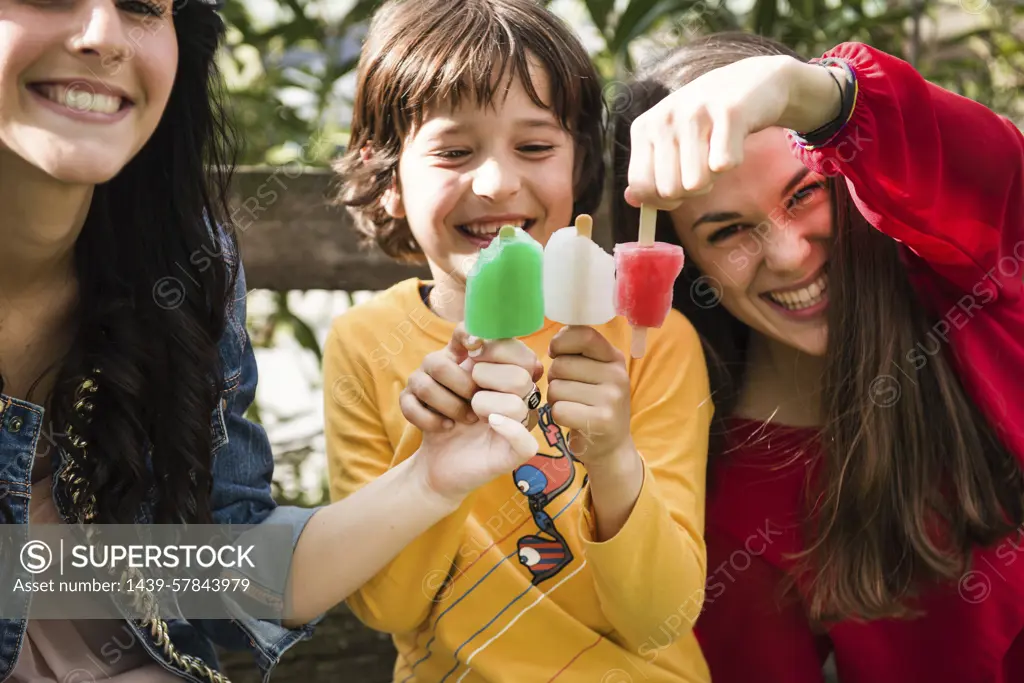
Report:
613,31,1024,683
0,1,542,681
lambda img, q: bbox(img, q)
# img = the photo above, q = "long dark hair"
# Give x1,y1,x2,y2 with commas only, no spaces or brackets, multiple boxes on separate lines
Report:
0,3,240,524
611,32,1024,622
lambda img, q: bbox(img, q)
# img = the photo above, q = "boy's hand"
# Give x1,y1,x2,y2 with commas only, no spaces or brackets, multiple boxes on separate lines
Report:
400,323,544,432
547,326,634,466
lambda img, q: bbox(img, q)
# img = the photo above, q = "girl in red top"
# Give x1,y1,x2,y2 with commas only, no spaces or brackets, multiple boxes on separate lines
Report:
613,33,1024,682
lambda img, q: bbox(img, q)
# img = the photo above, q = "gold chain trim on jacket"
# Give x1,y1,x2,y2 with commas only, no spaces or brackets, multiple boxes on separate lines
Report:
59,371,231,683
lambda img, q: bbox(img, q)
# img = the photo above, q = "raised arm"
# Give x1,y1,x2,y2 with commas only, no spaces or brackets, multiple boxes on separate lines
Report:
625,41,1023,301
789,42,1024,300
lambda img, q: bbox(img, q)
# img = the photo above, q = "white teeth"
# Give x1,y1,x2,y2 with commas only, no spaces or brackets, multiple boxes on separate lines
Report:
462,220,527,237
767,273,829,311
38,84,123,115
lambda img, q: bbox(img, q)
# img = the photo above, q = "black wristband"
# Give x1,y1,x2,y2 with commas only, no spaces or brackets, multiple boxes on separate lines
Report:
790,58,858,149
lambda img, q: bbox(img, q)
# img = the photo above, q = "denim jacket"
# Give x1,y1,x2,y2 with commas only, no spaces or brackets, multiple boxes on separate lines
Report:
0,251,322,683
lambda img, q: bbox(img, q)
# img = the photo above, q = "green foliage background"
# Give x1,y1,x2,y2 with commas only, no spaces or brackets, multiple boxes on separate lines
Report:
219,0,1023,168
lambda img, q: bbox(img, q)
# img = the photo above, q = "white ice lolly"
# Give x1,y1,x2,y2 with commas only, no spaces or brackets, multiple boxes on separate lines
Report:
543,214,617,325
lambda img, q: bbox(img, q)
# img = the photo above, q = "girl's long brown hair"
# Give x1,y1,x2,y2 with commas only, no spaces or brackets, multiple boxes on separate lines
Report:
611,32,1024,622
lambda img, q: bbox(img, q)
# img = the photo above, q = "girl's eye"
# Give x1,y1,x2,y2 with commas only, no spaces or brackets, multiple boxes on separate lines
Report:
119,0,165,16
520,144,555,154
708,223,750,245
786,181,826,210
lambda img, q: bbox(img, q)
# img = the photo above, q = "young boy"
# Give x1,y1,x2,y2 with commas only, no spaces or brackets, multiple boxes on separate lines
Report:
324,1,714,681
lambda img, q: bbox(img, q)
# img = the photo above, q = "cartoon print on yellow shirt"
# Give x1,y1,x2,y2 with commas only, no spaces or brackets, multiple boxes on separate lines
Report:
513,403,581,584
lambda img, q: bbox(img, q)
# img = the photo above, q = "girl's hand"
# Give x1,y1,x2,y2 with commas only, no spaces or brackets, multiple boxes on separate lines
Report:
625,54,844,209
400,323,544,432
547,326,634,467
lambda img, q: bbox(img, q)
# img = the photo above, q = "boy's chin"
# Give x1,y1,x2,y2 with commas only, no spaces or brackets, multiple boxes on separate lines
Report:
436,252,480,280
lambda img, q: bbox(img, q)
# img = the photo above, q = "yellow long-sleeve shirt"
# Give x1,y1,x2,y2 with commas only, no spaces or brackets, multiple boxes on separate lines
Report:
324,278,712,683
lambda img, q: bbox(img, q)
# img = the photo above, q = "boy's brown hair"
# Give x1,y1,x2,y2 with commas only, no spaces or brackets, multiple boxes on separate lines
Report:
334,0,606,262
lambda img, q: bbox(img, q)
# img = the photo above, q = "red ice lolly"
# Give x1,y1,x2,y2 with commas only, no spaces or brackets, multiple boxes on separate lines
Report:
614,205,685,358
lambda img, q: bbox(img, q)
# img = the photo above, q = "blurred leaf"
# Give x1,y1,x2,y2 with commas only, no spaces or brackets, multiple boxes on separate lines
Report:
338,0,385,31
286,316,324,365
272,292,324,364
610,0,701,54
751,0,778,35
585,0,617,37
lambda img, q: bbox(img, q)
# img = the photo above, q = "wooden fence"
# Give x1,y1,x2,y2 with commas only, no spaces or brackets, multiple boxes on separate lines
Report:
227,167,428,291
229,166,613,291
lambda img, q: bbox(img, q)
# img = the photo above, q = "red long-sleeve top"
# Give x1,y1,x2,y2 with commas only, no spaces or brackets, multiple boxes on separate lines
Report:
694,42,1024,682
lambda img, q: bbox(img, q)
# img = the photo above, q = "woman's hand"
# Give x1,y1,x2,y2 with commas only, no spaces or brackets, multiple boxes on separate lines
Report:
625,54,844,209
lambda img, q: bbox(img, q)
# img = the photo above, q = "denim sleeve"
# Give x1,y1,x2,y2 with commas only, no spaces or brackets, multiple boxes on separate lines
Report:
190,245,326,675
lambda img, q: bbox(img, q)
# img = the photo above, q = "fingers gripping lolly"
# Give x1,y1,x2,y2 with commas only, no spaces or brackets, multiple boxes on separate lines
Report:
543,215,617,326
614,205,685,358
465,225,545,339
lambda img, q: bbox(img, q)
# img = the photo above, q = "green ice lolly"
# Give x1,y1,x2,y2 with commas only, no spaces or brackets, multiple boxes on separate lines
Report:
464,225,545,339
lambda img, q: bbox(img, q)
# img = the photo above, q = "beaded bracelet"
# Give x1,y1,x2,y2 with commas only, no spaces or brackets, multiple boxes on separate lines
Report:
789,58,859,150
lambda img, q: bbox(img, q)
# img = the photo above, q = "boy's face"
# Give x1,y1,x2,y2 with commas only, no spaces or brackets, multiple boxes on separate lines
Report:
384,63,576,287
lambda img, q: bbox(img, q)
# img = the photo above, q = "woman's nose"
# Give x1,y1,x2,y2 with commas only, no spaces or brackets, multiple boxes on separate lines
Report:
68,0,133,70
760,220,813,274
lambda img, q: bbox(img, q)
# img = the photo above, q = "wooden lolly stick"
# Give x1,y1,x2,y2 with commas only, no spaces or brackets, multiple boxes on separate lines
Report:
575,214,593,239
638,204,657,245
631,328,648,359
572,214,593,324
632,205,658,356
